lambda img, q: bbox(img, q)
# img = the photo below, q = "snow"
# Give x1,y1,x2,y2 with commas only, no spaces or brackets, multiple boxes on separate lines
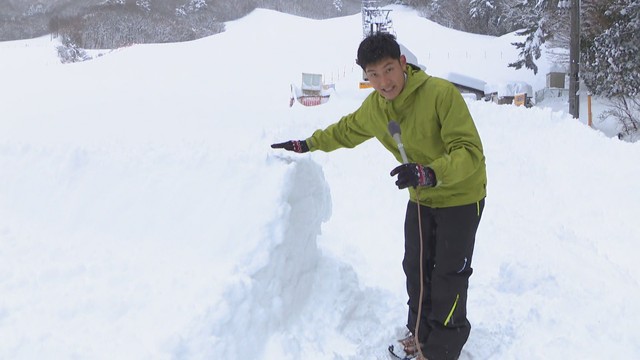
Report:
485,81,534,98
444,72,486,92
1,5,639,360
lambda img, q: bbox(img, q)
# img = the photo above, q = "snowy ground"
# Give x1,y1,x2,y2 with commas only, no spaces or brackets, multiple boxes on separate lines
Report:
1,5,639,360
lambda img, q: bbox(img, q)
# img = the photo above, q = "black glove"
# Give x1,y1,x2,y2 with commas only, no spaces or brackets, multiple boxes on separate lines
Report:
390,163,436,189
271,140,309,153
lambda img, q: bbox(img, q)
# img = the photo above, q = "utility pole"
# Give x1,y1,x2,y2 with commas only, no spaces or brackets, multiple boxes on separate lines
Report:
568,0,580,119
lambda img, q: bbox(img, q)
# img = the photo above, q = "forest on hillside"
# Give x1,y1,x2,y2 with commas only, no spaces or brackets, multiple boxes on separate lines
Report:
0,0,364,45
1,0,637,138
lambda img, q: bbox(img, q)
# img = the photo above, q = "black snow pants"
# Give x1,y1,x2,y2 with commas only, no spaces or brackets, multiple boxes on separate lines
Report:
404,199,484,360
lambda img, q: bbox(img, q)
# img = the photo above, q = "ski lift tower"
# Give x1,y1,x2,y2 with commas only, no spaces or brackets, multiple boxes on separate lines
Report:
360,1,395,87
361,0,394,38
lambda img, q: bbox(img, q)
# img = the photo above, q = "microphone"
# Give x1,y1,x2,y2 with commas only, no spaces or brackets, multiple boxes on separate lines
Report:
388,120,409,164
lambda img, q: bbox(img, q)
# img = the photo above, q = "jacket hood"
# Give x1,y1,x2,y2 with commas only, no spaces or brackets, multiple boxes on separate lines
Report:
375,63,431,118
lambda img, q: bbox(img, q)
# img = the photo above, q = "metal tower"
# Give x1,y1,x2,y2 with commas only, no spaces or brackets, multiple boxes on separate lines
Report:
361,0,394,38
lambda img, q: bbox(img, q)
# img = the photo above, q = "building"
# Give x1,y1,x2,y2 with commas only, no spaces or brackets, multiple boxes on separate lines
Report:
444,73,486,100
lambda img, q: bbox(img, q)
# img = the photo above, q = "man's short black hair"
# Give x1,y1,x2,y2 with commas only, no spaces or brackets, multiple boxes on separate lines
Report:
356,32,401,70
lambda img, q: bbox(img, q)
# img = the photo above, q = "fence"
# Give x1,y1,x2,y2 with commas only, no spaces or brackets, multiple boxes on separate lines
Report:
535,88,569,103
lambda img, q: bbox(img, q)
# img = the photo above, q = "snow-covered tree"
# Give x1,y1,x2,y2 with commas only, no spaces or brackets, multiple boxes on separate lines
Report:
424,0,471,30
468,0,527,35
57,36,91,63
468,0,497,33
24,3,45,16
176,0,207,16
136,0,151,12
333,0,343,12
582,0,640,141
583,0,639,97
469,0,495,22
508,0,558,75
582,0,612,39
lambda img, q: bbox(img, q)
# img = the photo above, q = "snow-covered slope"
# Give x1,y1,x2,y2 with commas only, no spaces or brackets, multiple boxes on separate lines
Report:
1,6,639,360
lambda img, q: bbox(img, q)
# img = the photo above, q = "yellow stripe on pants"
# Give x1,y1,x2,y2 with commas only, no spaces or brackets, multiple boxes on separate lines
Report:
444,294,460,326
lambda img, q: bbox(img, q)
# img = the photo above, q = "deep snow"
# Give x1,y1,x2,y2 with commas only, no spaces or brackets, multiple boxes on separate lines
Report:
1,5,639,360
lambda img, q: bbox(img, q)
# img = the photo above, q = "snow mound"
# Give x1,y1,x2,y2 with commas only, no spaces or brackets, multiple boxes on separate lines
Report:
175,158,399,359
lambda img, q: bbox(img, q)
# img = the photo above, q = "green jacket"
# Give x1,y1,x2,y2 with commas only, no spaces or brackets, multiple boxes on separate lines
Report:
306,64,486,208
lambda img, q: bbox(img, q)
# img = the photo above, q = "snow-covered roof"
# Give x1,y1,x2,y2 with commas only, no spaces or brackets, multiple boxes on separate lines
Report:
444,72,486,92
399,43,425,70
485,81,533,97
549,64,568,73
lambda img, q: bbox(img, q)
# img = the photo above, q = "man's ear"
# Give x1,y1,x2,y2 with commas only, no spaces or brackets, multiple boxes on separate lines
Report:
399,54,407,68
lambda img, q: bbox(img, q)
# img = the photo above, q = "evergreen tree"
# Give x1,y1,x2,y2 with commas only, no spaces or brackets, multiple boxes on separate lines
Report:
468,0,497,33
508,0,559,75
333,0,343,12
582,0,640,141
582,0,640,97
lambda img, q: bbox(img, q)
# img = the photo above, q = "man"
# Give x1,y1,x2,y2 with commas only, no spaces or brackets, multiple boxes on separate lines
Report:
271,32,486,360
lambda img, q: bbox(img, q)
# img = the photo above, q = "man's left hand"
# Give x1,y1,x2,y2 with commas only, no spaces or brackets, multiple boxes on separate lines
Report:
390,163,436,189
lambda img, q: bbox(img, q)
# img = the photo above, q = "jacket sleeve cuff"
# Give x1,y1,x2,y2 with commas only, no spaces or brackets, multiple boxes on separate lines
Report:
305,137,316,151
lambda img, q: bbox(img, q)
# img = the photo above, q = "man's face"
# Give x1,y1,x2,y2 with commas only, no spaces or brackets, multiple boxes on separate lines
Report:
364,55,407,100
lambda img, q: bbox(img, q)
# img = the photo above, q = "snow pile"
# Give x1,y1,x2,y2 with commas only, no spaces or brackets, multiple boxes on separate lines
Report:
467,101,640,359
1,5,639,360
